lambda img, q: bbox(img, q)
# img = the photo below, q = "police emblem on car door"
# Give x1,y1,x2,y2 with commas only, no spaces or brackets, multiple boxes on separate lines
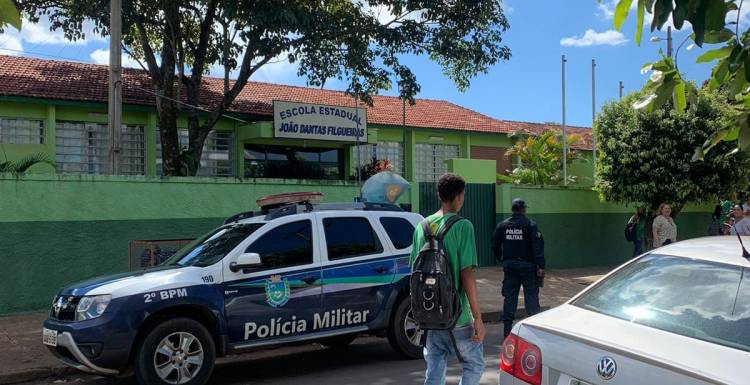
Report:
223,219,322,347
265,275,290,307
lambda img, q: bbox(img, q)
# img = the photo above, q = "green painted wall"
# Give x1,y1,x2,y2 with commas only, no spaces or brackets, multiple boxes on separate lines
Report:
494,185,713,269
0,174,382,314
446,158,496,183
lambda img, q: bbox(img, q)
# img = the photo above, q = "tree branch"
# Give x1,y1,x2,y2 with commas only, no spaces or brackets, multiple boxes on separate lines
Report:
189,0,217,87
134,18,160,82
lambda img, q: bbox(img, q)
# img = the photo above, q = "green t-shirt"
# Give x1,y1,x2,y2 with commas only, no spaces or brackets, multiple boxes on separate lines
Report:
409,213,478,327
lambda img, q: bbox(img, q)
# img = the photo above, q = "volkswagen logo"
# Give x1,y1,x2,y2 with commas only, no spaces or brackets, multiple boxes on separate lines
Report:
596,356,617,380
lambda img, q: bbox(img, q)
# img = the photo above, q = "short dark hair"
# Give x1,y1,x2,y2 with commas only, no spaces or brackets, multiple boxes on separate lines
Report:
437,173,466,203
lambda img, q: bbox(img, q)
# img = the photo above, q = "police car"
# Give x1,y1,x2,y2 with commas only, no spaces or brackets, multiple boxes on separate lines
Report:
43,193,424,385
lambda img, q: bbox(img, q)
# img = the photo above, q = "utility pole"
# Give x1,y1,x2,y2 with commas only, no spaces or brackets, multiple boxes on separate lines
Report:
402,97,407,177
667,26,673,58
619,81,624,99
591,59,596,172
561,55,567,185
108,0,122,175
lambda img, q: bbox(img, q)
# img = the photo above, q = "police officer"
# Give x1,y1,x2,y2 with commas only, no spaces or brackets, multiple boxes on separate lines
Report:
493,198,545,338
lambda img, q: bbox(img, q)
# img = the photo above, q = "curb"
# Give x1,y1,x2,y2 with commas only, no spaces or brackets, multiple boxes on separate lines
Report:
0,366,74,385
0,307,550,385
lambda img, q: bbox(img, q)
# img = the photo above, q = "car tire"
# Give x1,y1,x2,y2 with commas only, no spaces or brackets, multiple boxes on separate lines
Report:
320,334,357,349
134,318,216,385
387,296,423,359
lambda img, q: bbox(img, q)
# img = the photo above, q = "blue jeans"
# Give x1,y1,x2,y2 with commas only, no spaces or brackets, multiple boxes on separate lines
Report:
501,260,540,337
424,325,485,385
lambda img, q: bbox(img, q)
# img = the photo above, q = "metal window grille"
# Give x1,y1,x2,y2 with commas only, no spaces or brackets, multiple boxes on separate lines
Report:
121,125,146,175
55,122,145,175
415,143,460,182
0,117,45,144
55,122,109,174
156,129,234,177
354,141,403,173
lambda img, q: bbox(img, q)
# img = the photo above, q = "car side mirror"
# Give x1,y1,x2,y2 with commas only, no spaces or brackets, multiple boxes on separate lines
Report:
229,252,262,273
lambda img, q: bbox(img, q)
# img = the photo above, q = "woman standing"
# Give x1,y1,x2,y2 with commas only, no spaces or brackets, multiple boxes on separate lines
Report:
653,203,677,248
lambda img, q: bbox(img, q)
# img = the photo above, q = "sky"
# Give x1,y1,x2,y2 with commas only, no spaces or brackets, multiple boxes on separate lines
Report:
0,1,748,128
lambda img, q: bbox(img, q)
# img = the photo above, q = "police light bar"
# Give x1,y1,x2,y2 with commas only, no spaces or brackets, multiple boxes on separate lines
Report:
256,192,324,211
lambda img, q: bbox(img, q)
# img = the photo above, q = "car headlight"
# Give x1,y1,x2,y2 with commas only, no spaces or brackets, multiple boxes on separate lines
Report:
75,295,111,321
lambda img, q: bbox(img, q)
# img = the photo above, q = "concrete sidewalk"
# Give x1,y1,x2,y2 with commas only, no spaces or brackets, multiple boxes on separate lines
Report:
0,266,612,384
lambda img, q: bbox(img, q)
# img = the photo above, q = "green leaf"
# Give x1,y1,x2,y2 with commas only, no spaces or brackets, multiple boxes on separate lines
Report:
696,46,732,63
705,0,730,32
636,0,646,45
614,0,634,30
737,123,750,151
698,28,735,44
673,80,687,111
725,125,741,142
0,0,22,30
651,0,674,31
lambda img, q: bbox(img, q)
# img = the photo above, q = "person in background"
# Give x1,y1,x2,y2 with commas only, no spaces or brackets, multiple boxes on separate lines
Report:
653,203,677,248
627,210,646,256
729,205,750,236
493,198,545,338
742,197,750,214
707,204,724,236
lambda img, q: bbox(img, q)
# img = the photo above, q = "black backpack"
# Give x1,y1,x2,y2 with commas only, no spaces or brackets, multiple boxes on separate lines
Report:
624,221,636,242
410,215,465,361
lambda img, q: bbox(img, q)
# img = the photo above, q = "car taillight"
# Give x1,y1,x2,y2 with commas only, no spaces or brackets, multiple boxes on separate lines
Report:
500,333,542,385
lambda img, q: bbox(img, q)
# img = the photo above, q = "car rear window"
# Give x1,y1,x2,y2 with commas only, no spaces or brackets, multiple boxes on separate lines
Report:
379,217,415,250
573,254,750,352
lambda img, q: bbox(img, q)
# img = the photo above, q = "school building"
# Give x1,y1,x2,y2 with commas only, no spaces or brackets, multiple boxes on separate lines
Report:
0,55,708,315
0,55,594,183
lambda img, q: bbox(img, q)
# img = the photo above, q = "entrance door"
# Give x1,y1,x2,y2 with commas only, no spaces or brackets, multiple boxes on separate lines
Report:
223,218,322,347
316,213,395,333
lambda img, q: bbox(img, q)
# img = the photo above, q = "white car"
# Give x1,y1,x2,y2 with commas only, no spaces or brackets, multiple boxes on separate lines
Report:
499,237,750,385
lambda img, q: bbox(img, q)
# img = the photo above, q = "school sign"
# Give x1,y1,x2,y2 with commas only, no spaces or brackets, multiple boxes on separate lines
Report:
273,100,367,142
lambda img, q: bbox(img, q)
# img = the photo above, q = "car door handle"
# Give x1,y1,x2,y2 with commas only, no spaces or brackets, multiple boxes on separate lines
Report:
301,276,318,285
373,266,388,274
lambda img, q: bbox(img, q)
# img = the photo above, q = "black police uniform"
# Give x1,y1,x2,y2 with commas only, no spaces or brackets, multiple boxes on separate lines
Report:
492,211,545,337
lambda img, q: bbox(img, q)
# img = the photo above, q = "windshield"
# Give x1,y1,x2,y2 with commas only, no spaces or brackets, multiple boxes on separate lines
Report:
573,254,750,352
163,223,264,267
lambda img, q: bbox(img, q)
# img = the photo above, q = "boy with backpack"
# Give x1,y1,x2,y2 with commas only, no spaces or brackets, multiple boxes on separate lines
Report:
410,173,485,385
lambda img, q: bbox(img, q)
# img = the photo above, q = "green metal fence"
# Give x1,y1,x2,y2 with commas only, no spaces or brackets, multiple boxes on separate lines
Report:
419,183,497,267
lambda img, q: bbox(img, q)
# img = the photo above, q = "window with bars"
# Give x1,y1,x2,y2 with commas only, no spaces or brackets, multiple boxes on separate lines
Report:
414,143,460,182
0,117,45,144
156,129,234,177
55,122,146,175
353,141,404,173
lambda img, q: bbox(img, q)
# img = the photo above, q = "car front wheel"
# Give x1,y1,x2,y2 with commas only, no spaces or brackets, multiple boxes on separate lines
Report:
387,296,423,359
135,318,216,385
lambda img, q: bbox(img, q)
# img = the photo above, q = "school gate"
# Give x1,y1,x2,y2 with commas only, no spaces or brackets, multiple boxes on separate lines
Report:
418,182,497,267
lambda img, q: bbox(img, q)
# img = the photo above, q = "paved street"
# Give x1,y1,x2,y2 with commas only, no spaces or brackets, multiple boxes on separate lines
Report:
16,324,505,385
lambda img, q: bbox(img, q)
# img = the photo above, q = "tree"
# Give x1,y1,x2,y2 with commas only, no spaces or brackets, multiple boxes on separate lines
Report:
17,1,511,176
498,130,584,185
0,153,54,175
595,89,749,215
604,0,750,157
0,0,21,30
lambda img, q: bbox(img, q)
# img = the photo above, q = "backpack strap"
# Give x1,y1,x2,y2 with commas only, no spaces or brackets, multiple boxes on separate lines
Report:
448,330,466,363
421,219,434,240
435,214,464,241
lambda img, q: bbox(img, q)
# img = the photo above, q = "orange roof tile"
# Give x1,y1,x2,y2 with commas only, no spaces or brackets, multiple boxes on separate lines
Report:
0,55,591,149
